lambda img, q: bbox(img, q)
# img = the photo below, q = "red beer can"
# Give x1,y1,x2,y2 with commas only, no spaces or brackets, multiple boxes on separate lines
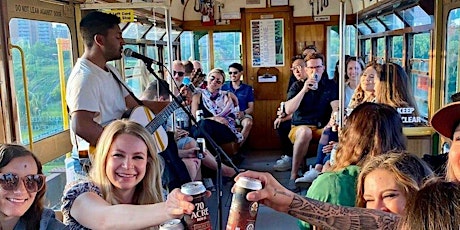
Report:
226,177,262,230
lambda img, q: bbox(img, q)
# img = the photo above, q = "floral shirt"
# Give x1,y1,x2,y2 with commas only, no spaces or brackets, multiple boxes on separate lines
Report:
61,181,103,230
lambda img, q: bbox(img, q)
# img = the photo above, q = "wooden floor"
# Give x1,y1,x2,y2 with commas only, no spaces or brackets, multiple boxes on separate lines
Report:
206,149,311,230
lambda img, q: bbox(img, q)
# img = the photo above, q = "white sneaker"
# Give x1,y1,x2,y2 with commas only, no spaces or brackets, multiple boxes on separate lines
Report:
273,155,292,171
295,167,319,187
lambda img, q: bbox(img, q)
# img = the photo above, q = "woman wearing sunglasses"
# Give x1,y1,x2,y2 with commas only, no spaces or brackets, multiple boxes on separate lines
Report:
190,68,243,153
61,120,195,229
0,144,66,230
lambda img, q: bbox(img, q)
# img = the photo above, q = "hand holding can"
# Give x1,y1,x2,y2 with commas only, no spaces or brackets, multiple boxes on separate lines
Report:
181,182,212,230
226,177,263,230
196,138,205,159
308,73,319,90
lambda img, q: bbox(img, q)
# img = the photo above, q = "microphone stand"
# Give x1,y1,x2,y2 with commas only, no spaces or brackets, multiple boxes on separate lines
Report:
144,61,239,230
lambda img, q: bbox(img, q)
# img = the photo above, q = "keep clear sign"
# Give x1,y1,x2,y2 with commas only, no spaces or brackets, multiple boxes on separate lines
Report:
397,107,422,124
104,9,135,23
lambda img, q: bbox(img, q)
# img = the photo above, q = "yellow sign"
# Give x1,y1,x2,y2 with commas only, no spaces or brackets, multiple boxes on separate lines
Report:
104,9,135,23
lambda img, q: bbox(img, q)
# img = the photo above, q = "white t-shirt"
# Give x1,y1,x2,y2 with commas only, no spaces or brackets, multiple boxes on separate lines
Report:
66,58,129,150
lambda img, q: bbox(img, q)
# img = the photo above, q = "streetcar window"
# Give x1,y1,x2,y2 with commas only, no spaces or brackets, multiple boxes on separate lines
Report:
445,8,460,104
400,6,433,27
411,33,430,122
326,25,357,78
376,37,385,64
9,18,72,144
357,22,371,35
366,18,386,33
390,36,403,66
378,13,404,30
213,32,242,77
123,22,151,39
146,26,166,40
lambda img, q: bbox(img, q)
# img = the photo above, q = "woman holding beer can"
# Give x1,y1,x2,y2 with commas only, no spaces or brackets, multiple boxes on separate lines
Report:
61,120,195,229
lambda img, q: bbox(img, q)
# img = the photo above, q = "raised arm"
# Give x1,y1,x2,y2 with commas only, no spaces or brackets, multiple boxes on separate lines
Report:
70,188,194,229
235,171,399,230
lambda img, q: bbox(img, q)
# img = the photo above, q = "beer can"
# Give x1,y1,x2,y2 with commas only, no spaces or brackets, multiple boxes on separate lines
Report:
159,219,184,230
180,182,212,230
196,138,205,159
310,73,319,90
332,111,338,132
280,101,285,114
196,110,204,122
226,177,263,230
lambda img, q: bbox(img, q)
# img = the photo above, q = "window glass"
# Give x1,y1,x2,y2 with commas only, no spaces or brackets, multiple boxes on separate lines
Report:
364,39,371,63
213,32,241,79
400,6,433,27
390,36,403,66
180,31,194,60
366,18,386,33
411,32,430,123
9,18,72,143
122,23,151,39
376,37,385,63
198,33,210,73
326,26,357,79
146,26,166,40
357,22,372,35
445,9,460,104
378,13,405,30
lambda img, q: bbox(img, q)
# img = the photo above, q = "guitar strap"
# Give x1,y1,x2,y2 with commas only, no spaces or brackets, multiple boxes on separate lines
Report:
109,70,144,106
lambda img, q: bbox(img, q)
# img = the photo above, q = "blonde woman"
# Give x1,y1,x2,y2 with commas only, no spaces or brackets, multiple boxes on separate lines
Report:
356,152,433,214
61,120,195,229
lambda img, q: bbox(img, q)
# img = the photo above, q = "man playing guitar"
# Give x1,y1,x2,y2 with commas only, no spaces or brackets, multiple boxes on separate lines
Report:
66,12,168,168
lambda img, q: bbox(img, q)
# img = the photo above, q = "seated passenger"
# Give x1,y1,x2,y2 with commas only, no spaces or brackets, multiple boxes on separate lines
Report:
222,63,254,146
282,53,339,192
298,102,406,230
190,69,243,151
348,61,378,111
0,144,66,230
273,55,319,172
297,56,365,183
61,120,194,229
376,62,421,126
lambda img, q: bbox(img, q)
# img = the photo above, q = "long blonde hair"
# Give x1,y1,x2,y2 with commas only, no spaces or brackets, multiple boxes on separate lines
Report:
90,120,164,205
356,152,433,208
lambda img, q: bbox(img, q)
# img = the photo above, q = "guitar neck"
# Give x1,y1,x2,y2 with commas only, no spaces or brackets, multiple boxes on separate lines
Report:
145,101,181,134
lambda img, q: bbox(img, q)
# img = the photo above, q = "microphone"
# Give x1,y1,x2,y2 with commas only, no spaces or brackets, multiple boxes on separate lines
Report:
123,48,162,65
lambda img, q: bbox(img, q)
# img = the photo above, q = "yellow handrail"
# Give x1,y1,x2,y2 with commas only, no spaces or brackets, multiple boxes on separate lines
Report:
9,44,33,150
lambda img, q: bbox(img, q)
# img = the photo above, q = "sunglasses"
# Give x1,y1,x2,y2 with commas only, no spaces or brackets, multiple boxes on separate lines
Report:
209,76,223,84
228,71,239,75
0,173,45,193
174,71,185,77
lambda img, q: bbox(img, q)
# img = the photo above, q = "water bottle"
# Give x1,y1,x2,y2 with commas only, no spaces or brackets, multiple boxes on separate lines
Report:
65,152,82,184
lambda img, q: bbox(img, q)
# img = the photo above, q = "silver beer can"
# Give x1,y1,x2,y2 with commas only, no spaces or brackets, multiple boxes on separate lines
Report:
196,110,204,122
196,138,205,159
159,219,184,230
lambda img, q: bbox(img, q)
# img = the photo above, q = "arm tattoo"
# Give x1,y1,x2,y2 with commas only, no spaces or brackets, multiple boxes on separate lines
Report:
273,189,290,197
287,195,399,230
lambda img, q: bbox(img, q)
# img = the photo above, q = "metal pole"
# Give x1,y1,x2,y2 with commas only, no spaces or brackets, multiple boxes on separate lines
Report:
338,0,346,128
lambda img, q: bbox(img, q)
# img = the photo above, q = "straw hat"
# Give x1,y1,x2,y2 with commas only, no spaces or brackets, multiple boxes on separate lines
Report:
431,101,460,140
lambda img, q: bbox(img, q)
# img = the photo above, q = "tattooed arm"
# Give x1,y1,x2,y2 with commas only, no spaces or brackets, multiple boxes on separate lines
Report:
234,171,399,230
